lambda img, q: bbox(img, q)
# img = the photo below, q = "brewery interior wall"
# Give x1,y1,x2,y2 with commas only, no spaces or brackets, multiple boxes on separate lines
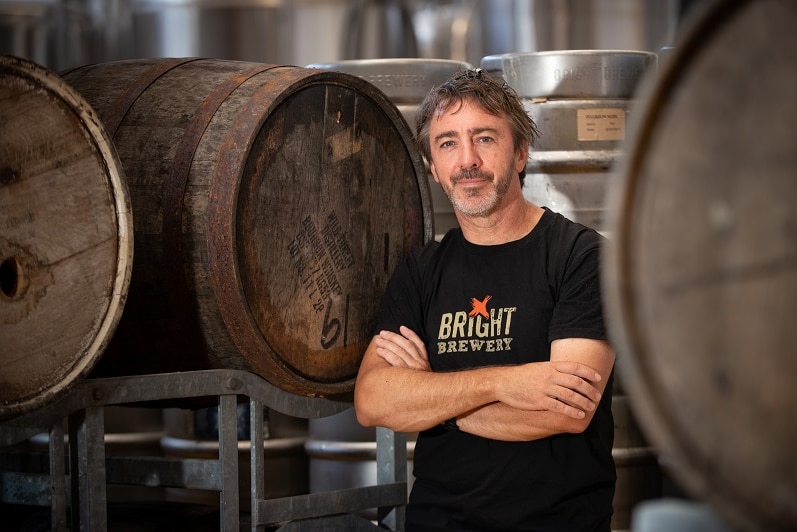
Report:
0,0,683,239
1,0,683,74
0,0,688,237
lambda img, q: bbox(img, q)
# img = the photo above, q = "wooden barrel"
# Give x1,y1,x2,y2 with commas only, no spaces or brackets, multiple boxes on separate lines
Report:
62,58,432,398
305,58,473,240
0,55,133,420
603,1,797,531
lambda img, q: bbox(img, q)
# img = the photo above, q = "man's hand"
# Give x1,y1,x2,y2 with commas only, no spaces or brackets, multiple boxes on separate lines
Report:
495,360,603,419
374,326,431,370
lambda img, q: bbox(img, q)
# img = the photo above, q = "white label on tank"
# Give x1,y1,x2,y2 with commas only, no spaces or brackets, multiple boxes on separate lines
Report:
577,108,625,141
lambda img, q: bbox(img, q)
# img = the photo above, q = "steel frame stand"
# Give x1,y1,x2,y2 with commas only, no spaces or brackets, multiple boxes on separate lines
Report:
0,369,408,531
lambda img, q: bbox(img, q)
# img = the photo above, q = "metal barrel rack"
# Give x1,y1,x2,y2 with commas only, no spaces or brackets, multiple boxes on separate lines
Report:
0,369,408,531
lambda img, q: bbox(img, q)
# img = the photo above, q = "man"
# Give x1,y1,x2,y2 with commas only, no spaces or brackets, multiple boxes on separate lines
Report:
354,69,616,531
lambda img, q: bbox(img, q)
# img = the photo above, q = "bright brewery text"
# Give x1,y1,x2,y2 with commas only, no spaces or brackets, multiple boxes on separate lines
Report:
437,306,517,354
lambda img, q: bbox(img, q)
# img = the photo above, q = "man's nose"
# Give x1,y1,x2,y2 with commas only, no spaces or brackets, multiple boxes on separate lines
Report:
459,143,481,169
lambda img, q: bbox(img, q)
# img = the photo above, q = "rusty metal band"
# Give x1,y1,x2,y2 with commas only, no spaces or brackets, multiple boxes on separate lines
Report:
207,66,315,392
161,62,284,361
101,57,201,138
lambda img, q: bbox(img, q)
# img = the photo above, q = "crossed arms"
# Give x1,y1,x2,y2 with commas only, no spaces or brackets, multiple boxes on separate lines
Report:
354,326,615,442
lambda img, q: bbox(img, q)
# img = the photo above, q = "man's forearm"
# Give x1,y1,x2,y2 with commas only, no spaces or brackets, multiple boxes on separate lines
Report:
355,333,606,434
355,362,504,432
456,401,588,442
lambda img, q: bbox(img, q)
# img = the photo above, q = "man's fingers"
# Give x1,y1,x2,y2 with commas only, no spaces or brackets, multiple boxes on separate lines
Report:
376,344,424,369
552,384,599,412
556,373,602,403
547,397,588,419
376,346,411,368
551,361,603,403
551,360,602,383
375,346,404,367
399,325,427,354
375,330,430,370
375,335,410,361
379,329,415,353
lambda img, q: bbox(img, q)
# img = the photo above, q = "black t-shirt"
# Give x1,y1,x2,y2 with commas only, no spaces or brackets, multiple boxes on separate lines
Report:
375,209,616,531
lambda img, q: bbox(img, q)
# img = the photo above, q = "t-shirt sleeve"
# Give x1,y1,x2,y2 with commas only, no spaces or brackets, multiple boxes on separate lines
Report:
373,249,428,339
548,230,607,342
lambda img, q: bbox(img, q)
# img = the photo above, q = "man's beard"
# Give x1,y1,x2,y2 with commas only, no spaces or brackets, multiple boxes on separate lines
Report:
443,168,512,217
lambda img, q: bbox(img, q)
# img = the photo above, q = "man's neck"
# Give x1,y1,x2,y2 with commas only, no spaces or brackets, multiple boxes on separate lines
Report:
457,199,544,246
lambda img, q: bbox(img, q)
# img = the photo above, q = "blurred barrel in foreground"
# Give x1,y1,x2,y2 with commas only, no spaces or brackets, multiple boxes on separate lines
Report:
0,55,132,420
307,58,472,239
603,1,797,531
63,58,432,398
482,50,656,234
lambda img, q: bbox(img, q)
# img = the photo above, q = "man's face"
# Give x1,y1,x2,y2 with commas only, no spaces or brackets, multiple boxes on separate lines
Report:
427,99,527,218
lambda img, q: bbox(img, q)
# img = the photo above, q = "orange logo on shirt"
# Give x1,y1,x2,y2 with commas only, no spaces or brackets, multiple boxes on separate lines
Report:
469,295,492,319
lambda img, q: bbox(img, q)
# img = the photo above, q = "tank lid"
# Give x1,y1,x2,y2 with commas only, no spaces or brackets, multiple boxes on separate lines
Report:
480,50,657,99
479,54,508,75
306,58,473,102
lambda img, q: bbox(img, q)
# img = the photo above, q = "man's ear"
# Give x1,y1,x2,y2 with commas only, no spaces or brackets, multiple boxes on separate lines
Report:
515,144,529,174
429,160,441,184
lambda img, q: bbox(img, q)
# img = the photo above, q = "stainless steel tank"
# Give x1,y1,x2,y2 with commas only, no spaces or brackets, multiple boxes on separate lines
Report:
481,50,657,234
0,0,56,66
306,58,473,239
130,0,293,63
0,0,94,70
160,405,309,506
305,408,416,521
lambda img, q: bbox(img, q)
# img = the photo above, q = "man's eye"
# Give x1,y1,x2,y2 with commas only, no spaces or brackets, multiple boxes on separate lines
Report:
478,136,494,144
440,140,454,148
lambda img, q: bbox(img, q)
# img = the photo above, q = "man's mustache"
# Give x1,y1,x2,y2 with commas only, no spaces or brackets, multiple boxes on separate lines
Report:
451,169,493,183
